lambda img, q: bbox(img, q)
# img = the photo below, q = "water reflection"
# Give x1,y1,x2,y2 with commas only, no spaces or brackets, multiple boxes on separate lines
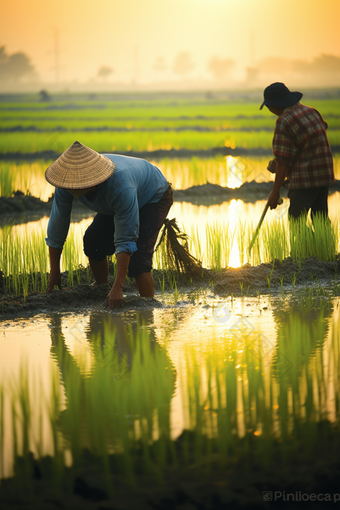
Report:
0,296,339,478
3,156,339,200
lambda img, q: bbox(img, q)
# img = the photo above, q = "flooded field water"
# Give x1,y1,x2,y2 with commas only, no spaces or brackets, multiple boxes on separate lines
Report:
1,294,339,478
1,156,340,200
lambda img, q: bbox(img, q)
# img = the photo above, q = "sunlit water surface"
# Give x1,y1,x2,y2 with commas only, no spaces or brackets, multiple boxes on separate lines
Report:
0,295,339,477
3,155,340,201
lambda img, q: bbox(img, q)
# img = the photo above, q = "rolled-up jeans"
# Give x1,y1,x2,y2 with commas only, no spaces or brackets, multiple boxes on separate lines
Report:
83,184,173,278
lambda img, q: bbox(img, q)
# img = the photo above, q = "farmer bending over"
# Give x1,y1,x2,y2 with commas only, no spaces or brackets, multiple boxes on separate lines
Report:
45,141,173,308
261,82,335,219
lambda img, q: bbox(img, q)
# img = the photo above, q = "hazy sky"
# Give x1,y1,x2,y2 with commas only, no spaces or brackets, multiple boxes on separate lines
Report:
2,0,340,83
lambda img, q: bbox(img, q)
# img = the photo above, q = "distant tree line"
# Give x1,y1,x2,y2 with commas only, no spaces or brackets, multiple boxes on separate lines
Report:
1,44,340,86
0,46,37,84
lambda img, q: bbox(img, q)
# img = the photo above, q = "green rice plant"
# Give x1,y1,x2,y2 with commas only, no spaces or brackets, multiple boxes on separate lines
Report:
173,281,179,304
291,273,297,288
246,223,261,266
289,214,339,262
0,164,15,197
280,276,284,291
189,225,202,261
0,224,51,294
205,222,234,270
266,261,275,292
261,219,289,262
0,161,53,199
62,224,87,287
236,220,247,266
3,129,340,155
158,273,165,295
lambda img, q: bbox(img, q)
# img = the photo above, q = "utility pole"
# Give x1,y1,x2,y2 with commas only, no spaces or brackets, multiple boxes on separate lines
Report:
54,28,60,85
132,46,139,85
249,29,256,66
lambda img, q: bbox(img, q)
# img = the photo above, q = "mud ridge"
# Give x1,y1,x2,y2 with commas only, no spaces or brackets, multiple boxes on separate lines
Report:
2,180,340,217
1,258,339,320
215,256,340,296
0,284,163,319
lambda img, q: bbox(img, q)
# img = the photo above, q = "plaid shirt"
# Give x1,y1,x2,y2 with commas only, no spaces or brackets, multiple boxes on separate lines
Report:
272,102,334,189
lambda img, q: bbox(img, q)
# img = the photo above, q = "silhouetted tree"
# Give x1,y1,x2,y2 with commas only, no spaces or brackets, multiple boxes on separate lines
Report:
292,54,340,76
207,56,234,81
173,52,195,78
39,89,51,102
0,46,36,83
97,66,114,81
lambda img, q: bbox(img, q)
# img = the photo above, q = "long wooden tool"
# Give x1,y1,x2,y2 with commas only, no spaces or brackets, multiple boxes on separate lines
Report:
248,197,283,254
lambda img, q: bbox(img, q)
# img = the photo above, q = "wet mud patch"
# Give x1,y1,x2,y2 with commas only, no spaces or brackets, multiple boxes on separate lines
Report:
0,284,164,319
1,259,339,320
215,256,340,296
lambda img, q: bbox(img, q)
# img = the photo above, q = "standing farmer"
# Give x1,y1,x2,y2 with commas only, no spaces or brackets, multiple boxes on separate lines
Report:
45,141,173,308
261,82,335,219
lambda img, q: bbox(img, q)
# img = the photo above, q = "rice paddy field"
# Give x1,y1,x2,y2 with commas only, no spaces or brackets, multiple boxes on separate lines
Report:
1,91,340,508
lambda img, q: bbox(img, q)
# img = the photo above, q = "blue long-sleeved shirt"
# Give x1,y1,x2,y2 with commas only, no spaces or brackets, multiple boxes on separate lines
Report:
45,154,169,255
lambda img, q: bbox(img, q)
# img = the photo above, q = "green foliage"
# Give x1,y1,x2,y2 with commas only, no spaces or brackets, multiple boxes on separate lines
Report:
205,222,234,271
290,213,339,262
1,96,339,156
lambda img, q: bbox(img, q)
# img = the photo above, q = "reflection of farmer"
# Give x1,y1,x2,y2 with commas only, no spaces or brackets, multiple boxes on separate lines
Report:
48,311,176,449
261,83,335,219
45,141,173,308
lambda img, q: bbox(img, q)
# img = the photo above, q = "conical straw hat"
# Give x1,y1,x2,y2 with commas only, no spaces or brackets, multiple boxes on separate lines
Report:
45,141,115,189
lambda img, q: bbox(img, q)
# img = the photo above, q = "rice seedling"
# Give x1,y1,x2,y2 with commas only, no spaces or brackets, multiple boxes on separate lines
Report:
3,129,340,155
261,219,289,262
205,222,234,270
0,205,338,299
291,273,297,288
289,213,339,262
266,261,275,292
158,273,165,295
0,161,54,199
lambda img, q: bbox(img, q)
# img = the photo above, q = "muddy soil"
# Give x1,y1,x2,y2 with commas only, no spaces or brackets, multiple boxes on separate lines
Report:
1,181,340,217
1,423,340,510
1,258,339,320
214,256,340,296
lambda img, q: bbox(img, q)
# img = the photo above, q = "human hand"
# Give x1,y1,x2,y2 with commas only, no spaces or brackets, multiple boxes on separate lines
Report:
268,191,280,210
267,159,277,174
47,271,62,292
106,285,124,309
